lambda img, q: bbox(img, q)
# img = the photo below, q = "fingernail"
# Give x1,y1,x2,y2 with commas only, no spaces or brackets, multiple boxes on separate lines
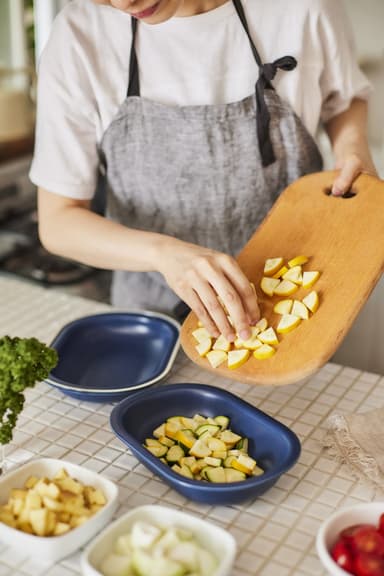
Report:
240,329,250,340
332,186,343,196
227,332,236,342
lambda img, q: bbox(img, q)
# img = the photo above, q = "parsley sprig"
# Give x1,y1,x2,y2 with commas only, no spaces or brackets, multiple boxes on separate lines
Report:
0,336,58,445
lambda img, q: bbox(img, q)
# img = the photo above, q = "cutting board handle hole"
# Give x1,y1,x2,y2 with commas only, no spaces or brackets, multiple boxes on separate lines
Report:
323,188,357,199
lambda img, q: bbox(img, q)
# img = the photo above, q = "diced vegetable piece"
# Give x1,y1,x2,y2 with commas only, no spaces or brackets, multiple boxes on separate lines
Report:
276,314,301,334
219,430,242,446
252,465,265,476
260,277,280,296
145,444,168,458
288,255,308,268
224,455,236,468
192,414,206,424
176,429,196,450
234,327,262,350
212,335,231,352
158,436,175,447
180,456,196,469
171,464,194,479
166,445,185,464
180,417,198,431
189,438,211,458
263,257,284,276
203,456,222,467
206,350,227,368
195,338,212,357
274,280,299,296
273,299,293,315
152,423,165,439
231,459,251,475
282,265,302,285
258,327,279,346
225,468,247,482
291,300,309,320
205,467,226,483
235,437,249,453
253,344,276,360
191,327,211,343
227,349,250,370
255,318,268,331
214,415,229,430
237,453,257,472
195,424,220,437
272,265,289,279
206,437,227,452
165,420,183,439
145,438,163,447
302,290,320,313
302,270,320,289
212,450,227,459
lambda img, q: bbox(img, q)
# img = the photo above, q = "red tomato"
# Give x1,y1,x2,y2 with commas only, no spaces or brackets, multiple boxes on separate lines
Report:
354,553,384,576
351,527,384,557
331,539,355,573
342,525,377,542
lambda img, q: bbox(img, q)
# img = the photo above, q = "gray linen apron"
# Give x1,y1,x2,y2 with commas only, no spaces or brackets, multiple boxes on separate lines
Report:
100,0,323,315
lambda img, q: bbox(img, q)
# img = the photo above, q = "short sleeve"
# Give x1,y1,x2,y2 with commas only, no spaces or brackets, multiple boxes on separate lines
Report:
29,8,99,199
317,0,372,124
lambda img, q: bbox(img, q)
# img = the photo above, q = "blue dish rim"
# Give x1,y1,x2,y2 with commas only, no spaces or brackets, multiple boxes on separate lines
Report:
110,383,301,493
44,311,180,394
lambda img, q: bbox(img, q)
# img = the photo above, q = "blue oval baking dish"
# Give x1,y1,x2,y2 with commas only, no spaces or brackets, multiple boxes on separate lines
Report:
45,312,180,401
110,383,301,504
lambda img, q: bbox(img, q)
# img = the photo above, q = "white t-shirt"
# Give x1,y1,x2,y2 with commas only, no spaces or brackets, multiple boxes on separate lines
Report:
30,0,371,200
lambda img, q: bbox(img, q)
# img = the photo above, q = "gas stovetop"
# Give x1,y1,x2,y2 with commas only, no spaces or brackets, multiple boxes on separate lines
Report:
0,210,97,286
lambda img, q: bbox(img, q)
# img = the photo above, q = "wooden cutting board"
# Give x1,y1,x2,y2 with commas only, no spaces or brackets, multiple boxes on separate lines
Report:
180,171,384,386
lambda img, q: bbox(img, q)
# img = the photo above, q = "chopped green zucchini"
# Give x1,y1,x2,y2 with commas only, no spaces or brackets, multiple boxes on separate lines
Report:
203,456,222,467
195,424,220,437
171,464,194,479
166,445,185,463
214,415,230,430
144,444,168,458
189,438,211,458
205,467,226,483
225,468,246,482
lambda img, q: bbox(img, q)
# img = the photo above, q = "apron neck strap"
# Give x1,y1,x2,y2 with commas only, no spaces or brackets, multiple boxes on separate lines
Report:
231,0,263,67
127,17,139,97
232,0,297,166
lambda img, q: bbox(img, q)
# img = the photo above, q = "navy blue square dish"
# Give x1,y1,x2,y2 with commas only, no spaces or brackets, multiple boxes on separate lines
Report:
110,383,301,504
46,312,180,402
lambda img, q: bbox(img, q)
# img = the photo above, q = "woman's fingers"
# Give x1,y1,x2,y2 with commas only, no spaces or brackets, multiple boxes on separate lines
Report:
191,257,258,341
332,154,362,196
219,257,261,326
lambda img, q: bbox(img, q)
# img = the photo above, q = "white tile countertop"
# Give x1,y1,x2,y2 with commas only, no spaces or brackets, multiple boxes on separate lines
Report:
0,275,384,576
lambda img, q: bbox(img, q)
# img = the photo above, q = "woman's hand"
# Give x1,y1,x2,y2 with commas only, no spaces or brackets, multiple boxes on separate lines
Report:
326,99,378,196
331,153,378,196
157,237,260,342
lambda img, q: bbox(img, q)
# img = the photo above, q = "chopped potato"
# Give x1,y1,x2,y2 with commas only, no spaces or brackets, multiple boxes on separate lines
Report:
0,468,107,537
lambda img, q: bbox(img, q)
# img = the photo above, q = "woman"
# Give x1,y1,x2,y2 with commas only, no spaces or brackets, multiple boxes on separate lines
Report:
31,0,377,343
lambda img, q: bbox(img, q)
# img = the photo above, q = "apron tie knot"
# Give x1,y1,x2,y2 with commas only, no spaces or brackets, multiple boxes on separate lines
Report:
256,55,297,167
260,56,297,84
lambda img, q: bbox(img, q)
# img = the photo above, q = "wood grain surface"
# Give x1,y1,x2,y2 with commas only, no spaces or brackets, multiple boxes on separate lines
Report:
180,171,384,386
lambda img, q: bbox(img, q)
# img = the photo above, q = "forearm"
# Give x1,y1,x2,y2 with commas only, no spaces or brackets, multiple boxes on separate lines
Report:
325,98,377,175
37,189,167,271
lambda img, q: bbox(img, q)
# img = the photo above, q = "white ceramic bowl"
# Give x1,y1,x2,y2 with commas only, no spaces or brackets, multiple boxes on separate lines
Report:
81,504,237,576
0,458,119,564
316,502,384,576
